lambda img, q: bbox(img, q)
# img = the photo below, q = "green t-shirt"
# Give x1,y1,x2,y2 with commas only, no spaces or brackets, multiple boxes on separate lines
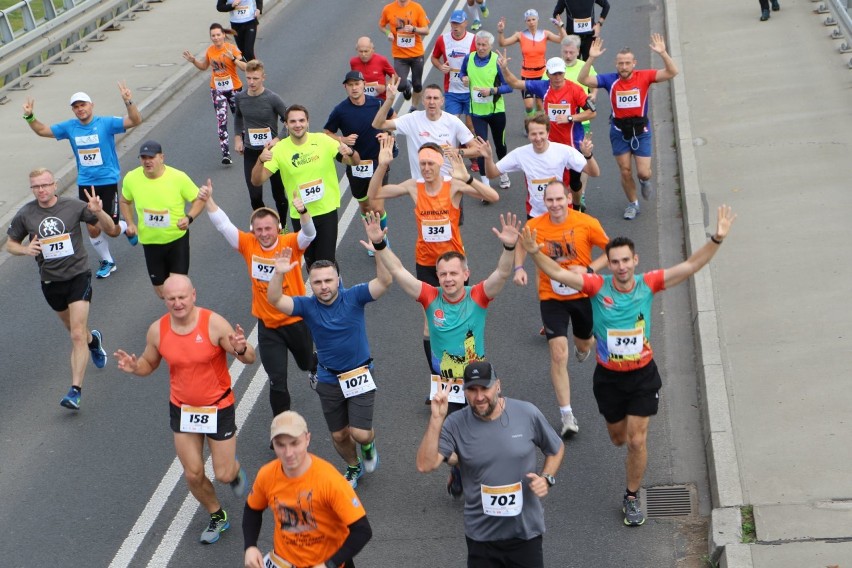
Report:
263,132,342,218
122,165,199,245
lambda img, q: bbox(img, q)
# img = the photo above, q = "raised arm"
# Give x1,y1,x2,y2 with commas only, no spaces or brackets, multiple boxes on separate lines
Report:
448,150,499,203
267,248,299,314
496,17,520,47
650,33,678,82
363,212,422,299
372,76,399,130
203,185,240,249
578,38,604,88
21,98,55,138
482,212,522,299
182,49,210,71
83,186,121,237
117,81,142,129
211,316,257,364
114,322,163,377
521,227,585,290
416,388,450,473
250,143,274,185
663,205,735,288
368,135,414,203
497,49,525,90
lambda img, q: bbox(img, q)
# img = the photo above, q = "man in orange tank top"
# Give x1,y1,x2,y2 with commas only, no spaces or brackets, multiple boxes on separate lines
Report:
114,274,256,545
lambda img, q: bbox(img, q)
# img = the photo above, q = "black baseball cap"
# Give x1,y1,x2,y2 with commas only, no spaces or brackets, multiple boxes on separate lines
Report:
139,140,163,157
343,70,365,84
463,361,497,389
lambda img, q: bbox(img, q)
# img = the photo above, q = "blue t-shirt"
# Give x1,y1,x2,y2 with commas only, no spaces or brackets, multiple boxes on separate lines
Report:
51,115,125,186
292,283,375,384
323,97,392,161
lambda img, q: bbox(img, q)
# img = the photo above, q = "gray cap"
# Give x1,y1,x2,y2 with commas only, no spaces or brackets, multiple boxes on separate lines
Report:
138,140,163,157
463,360,497,389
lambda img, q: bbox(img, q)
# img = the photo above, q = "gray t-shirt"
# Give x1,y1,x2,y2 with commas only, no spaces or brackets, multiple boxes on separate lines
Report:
439,397,563,542
234,89,288,149
7,197,98,281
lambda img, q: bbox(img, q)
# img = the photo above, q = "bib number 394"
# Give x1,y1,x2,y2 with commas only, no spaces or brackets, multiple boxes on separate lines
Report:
606,328,643,356
337,366,376,398
179,405,218,434
481,482,523,516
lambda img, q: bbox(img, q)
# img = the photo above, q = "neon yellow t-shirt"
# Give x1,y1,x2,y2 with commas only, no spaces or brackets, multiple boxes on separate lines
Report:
121,165,199,245
263,133,342,219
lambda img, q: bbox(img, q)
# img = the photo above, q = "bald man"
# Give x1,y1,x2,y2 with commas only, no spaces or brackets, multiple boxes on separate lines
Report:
350,37,397,100
115,274,256,545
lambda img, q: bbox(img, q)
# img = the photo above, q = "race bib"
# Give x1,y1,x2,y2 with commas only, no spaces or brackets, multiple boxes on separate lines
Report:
143,209,170,228
473,90,493,104
248,127,272,146
547,104,571,122
529,177,557,196
179,405,218,434
337,366,376,398
449,68,464,89
234,7,249,17
364,82,380,97
396,32,415,48
41,233,73,259
214,74,234,92
421,218,451,242
298,179,324,204
481,482,523,516
352,160,374,178
550,278,579,296
615,89,641,109
606,328,643,356
262,550,293,568
78,148,103,167
429,375,465,404
573,17,592,33
251,255,275,282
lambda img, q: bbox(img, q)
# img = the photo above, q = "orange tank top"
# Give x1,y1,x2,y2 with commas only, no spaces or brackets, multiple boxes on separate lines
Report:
414,176,464,266
519,30,547,78
159,308,235,408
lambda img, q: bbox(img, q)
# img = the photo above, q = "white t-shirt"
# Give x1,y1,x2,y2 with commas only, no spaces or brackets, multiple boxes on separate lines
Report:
393,111,475,178
496,142,587,217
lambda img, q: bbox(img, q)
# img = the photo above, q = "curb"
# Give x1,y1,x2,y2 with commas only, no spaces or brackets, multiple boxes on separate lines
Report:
662,1,751,566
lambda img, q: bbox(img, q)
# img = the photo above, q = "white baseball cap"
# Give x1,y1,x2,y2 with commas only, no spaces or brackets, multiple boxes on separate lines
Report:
546,57,566,75
69,92,92,105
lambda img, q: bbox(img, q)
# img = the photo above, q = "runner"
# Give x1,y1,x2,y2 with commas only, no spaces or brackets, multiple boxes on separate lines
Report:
379,0,430,110
430,10,476,121
497,9,564,119
234,59,289,220
22,84,142,278
499,55,597,211
578,35,678,220
365,210,521,497
6,168,115,410
350,37,397,101
203,185,317,419
513,180,609,436
479,114,599,219
252,104,360,266
215,0,262,61
182,23,248,165
114,274,254,543
552,0,609,61
119,140,209,298
267,225,392,488
520,205,736,526
416,361,564,567
243,411,373,568
323,70,396,256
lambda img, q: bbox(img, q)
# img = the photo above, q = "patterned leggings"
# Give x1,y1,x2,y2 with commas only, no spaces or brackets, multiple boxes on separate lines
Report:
211,88,239,157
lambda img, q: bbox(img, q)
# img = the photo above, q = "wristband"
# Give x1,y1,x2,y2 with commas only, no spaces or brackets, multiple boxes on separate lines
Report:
187,215,194,225
125,100,133,106
296,207,308,215
583,153,593,159
710,235,723,245
587,266,595,273
503,243,516,251
513,266,524,272
23,113,35,123
235,346,247,356
466,174,474,185
372,239,388,251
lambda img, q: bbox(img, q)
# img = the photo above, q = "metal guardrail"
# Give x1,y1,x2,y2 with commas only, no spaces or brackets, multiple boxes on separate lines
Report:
0,0,154,99
815,0,852,67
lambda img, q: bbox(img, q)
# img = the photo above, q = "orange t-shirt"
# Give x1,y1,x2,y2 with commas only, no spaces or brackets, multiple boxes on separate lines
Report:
526,211,609,301
247,454,367,567
237,231,306,328
206,43,243,91
414,176,464,267
379,0,430,59
158,308,235,408
519,31,547,77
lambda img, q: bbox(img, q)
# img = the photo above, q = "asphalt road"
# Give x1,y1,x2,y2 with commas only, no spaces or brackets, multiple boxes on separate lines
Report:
0,0,709,566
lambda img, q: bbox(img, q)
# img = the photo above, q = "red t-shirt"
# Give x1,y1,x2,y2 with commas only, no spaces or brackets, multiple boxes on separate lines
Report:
350,54,396,100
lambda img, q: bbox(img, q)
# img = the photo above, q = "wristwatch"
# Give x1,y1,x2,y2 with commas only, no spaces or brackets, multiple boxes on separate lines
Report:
542,473,556,487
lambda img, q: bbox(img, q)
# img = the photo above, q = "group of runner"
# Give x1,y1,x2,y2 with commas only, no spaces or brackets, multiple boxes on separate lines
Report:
7,1,739,566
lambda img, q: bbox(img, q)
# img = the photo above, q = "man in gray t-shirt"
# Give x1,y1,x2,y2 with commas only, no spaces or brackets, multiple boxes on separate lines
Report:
416,360,564,566
6,167,116,411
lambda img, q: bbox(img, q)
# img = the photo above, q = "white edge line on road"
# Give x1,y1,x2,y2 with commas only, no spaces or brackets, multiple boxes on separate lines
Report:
109,1,463,564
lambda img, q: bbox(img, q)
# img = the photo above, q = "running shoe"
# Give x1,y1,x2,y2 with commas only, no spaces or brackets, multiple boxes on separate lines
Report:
771,0,780,10
362,442,379,473
126,232,138,246
639,178,654,200
89,329,107,368
560,410,579,437
230,466,248,499
471,18,482,31
574,346,591,363
623,496,646,526
60,387,81,410
447,464,463,497
481,6,490,18
222,155,233,165
623,203,640,220
95,260,116,279
308,370,318,390
200,510,230,544
345,460,364,489
760,9,770,20
499,173,511,189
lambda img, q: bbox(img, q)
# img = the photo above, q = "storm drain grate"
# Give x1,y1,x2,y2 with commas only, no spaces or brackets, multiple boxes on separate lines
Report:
641,484,695,518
